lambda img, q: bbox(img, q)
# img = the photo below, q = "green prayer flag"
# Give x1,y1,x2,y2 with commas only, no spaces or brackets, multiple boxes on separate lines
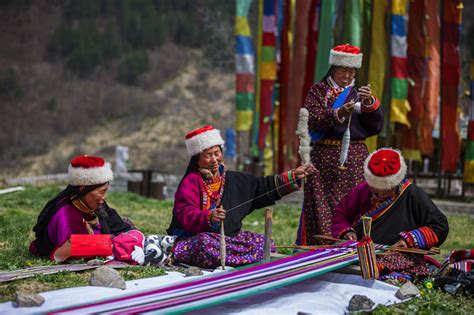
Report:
315,0,336,82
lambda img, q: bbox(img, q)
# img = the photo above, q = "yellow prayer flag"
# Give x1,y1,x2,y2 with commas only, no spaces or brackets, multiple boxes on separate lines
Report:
235,16,251,36
464,160,474,183
392,0,408,15
368,0,388,100
236,111,253,131
402,149,422,162
390,99,411,127
365,136,378,153
261,63,277,80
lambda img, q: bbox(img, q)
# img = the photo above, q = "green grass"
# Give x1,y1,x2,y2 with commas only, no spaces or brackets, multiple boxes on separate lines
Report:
0,184,473,313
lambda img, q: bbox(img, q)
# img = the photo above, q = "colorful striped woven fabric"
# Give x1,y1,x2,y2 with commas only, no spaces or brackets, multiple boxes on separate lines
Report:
49,243,364,314
357,237,379,280
438,250,474,276
357,217,379,280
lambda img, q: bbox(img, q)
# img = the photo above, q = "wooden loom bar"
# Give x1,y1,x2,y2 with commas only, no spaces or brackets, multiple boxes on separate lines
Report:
264,207,273,260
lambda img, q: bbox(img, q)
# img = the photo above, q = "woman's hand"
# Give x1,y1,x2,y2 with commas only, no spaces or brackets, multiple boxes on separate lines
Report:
392,238,408,248
358,84,373,104
338,101,355,120
210,206,226,223
293,164,316,180
343,232,357,241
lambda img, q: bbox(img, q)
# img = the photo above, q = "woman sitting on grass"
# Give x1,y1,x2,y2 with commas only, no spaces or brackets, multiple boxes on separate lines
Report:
29,155,144,264
165,125,315,269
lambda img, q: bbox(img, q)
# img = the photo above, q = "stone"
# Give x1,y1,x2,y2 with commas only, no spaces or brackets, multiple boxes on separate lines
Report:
395,281,420,300
87,259,104,266
13,292,45,307
184,266,204,277
347,294,375,311
89,266,126,290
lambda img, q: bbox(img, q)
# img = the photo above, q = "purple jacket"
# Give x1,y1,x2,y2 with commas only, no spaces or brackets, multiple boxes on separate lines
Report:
47,204,101,248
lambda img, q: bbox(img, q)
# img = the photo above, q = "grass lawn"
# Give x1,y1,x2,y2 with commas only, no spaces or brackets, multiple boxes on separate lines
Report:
0,184,473,313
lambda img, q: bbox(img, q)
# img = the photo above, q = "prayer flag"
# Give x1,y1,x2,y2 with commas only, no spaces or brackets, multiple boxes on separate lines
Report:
358,0,372,89
314,0,336,82
367,0,388,152
285,0,312,168
420,0,441,157
235,0,256,132
342,0,361,47
257,0,277,150
390,0,411,127
441,0,462,172
303,0,319,97
463,61,474,183
400,0,426,162
277,0,293,172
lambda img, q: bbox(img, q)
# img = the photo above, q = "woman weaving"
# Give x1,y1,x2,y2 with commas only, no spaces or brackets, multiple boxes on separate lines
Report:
166,125,315,269
332,148,449,281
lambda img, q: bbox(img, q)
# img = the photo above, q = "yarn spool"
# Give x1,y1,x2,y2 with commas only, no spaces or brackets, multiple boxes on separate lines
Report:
357,216,379,279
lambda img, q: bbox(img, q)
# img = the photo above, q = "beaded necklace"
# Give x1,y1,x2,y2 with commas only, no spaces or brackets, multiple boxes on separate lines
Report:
200,164,226,210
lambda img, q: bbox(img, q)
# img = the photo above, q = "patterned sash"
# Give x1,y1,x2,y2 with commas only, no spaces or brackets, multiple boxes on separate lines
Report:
353,179,411,228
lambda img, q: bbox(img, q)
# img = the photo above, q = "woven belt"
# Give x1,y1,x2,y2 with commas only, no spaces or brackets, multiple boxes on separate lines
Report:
316,139,366,146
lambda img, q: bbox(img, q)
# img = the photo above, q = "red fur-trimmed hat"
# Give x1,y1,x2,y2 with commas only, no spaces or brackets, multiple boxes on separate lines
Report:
185,125,225,157
364,148,407,190
68,155,113,186
329,44,363,69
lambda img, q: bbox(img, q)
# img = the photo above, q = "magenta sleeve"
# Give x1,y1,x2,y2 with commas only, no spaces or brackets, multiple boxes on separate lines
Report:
331,183,369,238
174,173,212,234
47,205,93,247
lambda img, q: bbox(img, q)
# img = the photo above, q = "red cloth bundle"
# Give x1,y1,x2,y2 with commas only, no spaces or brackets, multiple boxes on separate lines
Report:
51,234,113,262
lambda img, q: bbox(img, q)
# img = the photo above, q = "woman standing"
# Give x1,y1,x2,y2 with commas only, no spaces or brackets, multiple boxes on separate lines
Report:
296,44,383,245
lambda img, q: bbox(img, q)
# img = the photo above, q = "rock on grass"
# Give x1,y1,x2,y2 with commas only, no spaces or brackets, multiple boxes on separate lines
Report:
89,266,126,290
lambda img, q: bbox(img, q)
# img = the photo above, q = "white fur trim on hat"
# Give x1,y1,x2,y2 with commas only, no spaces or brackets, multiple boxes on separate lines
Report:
185,129,225,157
68,162,113,186
363,148,407,190
329,50,363,69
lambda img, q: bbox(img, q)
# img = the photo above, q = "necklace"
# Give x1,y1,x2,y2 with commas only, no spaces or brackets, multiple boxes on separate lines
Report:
71,198,99,228
201,165,226,209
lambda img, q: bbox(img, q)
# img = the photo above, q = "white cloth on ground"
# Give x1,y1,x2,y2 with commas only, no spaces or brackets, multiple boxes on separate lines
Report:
0,272,403,314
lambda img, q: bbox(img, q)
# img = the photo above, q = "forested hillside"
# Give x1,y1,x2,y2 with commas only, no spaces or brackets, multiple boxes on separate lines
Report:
0,0,240,179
